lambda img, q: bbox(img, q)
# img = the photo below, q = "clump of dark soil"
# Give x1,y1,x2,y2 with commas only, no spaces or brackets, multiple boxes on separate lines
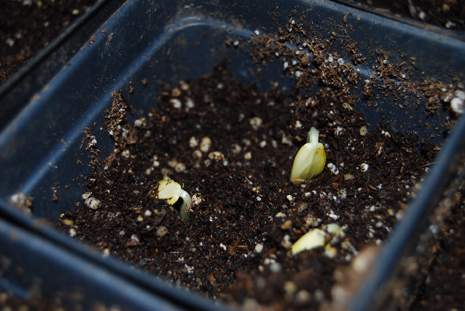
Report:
0,0,98,83
55,17,462,310
346,0,465,30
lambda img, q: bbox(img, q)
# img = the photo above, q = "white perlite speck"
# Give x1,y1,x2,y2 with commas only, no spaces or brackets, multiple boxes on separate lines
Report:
359,126,368,136
249,117,263,130
200,137,212,153
327,163,339,175
189,136,199,148
121,149,130,158
9,192,32,212
254,243,264,253
192,193,203,206
156,226,168,237
264,258,282,272
6,38,15,47
455,90,465,100
69,228,77,237
360,163,369,172
82,192,101,210
170,98,182,109
184,264,194,274
185,98,195,109
451,97,464,114
175,162,186,172
328,210,339,220
445,21,456,28
296,290,311,304
208,151,225,161
130,234,140,243
134,117,146,127
231,144,242,154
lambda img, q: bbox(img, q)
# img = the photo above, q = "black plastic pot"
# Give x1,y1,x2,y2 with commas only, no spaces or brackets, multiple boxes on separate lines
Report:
333,0,465,41
0,0,124,131
0,218,183,310
1,0,465,310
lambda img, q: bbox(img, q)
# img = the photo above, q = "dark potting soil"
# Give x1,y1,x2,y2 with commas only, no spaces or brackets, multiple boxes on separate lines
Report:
55,19,463,310
346,0,465,30
410,205,465,310
0,291,68,311
0,0,98,84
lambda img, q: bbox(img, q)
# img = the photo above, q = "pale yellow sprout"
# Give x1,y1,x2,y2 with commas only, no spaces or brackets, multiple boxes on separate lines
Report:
291,228,327,255
155,177,192,222
290,127,326,185
291,223,345,257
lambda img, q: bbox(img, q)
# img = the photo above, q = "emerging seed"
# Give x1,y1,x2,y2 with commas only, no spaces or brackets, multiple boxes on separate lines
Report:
155,177,192,222
290,127,326,185
291,228,327,255
292,223,345,256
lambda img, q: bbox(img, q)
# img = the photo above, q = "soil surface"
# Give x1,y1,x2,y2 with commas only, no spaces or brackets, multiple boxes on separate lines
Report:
0,292,65,311
347,0,465,30
56,20,461,310
410,205,465,310
0,0,98,84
